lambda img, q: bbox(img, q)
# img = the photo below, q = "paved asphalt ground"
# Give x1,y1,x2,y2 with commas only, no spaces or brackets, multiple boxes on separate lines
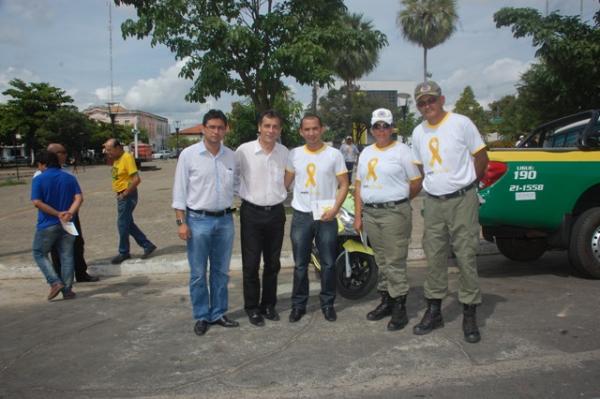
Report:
1,160,599,398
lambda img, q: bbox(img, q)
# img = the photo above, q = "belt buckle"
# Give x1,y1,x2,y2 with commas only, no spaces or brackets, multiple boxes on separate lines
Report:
264,206,272,211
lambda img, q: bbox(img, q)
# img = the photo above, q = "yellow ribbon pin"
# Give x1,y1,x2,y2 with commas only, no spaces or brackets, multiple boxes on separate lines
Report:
366,158,378,181
305,163,317,187
428,137,443,167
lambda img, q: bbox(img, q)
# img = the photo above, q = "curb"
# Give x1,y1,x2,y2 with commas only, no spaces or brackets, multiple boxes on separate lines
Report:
0,241,498,280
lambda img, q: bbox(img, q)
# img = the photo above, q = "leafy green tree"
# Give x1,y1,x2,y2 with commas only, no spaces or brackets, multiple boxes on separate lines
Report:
397,0,458,82
166,134,195,151
487,94,539,142
494,7,600,123
116,0,386,113
453,86,489,134
0,79,75,158
225,93,304,149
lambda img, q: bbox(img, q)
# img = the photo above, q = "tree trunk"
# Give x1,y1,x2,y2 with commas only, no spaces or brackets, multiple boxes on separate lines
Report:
423,47,428,82
311,82,318,113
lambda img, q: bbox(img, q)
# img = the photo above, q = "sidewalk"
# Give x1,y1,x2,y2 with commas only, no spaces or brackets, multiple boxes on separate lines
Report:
0,160,497,279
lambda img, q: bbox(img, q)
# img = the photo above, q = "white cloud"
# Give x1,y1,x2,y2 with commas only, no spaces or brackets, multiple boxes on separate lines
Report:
440,57,533,109
123,60,196,112
94,86,125,103
6,0,54,22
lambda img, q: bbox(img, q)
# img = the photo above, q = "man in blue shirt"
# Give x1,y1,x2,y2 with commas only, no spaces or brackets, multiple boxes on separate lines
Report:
31,150,83,300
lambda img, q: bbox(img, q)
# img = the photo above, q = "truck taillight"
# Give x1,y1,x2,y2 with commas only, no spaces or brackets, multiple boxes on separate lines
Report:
479,161,507,189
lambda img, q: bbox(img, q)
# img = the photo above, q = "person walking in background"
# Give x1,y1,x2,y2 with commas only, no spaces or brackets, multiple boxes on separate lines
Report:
285,114,349,323
236,110,289,327
33,143,99,283
103,139,156,265
410,81,489,344
31,150,83,300
340,135,359,183
172,109,240,336
353,108,422,331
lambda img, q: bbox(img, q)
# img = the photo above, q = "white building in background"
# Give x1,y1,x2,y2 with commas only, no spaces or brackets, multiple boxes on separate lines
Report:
83,105,169,150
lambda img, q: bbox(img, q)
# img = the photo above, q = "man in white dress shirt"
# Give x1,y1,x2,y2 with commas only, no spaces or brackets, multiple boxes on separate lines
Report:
172,109,240,336
236,109,289,327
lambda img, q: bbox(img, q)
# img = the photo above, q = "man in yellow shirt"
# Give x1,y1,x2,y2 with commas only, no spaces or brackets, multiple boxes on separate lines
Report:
104,139,156,264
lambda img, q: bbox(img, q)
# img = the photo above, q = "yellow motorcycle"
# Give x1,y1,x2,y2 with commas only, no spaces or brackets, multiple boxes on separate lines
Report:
311,193,378,299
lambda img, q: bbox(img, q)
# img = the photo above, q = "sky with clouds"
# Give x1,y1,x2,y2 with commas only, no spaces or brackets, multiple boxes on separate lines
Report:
0,0,597,129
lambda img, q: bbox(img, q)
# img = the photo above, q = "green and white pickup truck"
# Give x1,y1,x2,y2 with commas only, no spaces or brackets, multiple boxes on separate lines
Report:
479,110,600,278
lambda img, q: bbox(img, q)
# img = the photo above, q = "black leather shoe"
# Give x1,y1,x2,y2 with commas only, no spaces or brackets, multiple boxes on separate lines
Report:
289,308,305,323
76,274,99,283
194,320,209,336
211,315,239,328
322,306,337,322
141,245,157,259
261,306,280,321
110,254,131,264
247,310,265,327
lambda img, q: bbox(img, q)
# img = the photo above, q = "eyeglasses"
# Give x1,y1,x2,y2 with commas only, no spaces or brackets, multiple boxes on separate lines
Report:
372,123,391,130
417,97,438,108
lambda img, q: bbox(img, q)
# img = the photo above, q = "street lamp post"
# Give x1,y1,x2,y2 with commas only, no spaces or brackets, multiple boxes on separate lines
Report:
14,133,21,182
175,120,180,158
106,102,118,136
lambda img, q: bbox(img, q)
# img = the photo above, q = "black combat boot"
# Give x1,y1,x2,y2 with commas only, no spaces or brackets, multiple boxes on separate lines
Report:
387,295,408,331
366,291,392,321
412,298,444,335
462,304,481,343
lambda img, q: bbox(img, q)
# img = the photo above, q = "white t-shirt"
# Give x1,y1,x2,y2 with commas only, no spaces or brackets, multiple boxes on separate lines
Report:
356,141,421,203
340,143,359,163
411,112,485,196
286,144,347,213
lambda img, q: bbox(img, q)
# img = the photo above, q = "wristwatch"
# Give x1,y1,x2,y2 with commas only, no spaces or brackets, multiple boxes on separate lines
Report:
176,218,184,226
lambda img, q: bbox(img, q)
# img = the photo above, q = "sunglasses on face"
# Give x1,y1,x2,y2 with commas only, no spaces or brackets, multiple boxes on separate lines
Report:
372,123,391,130
417,97,438,108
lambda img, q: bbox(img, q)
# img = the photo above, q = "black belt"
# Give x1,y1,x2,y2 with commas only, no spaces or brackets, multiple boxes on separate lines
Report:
427,181,477,200
242,200,283,212
187,207,235,217
364,198,408,209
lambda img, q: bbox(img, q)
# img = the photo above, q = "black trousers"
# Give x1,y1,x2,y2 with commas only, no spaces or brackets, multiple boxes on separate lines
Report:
240,201,286,311
51,214,89,280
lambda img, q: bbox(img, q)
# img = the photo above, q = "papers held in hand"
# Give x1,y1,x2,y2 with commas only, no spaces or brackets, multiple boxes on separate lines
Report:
311,199,335,221
61,221,79,236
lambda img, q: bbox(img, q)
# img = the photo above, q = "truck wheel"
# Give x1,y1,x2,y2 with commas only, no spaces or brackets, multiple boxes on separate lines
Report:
496,238,546,262
568,207,600,279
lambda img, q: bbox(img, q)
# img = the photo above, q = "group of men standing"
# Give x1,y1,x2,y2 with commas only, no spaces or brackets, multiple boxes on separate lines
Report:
172,80,488,344
32,139,157,300
30,80,488,345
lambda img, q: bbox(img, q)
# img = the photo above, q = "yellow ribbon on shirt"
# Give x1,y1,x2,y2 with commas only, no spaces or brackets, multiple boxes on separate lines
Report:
428,137,443,167
366,158,378,181
305,163,317,187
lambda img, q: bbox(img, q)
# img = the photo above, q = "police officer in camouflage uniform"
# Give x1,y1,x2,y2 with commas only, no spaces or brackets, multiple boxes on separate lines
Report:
410,81,489,343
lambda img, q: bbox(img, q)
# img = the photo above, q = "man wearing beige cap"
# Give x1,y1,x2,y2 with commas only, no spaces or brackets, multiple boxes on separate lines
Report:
410,81,489,343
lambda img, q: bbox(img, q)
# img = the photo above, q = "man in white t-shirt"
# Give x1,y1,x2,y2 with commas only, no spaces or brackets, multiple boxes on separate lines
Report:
284,114,349,323
410,81,489,344
339,136,359,182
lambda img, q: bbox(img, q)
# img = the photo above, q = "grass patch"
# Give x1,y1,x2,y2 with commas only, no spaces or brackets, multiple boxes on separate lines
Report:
0,178,26,187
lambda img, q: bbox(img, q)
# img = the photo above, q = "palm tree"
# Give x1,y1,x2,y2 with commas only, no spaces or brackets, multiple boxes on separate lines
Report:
329,13,387,140
333,13,387,88
396,0,458,82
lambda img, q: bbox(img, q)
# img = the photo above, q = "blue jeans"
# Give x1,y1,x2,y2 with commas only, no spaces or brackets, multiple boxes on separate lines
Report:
117,190,154,255
32,224,75,292
186,212,234,322
290,210,338,310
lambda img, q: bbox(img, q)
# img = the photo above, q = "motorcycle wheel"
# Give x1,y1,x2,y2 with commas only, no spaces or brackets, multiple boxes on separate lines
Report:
335,251,378,300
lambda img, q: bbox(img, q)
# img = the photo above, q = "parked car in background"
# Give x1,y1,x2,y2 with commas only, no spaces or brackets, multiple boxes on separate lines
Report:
152,150,172,160
479,110,600,278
